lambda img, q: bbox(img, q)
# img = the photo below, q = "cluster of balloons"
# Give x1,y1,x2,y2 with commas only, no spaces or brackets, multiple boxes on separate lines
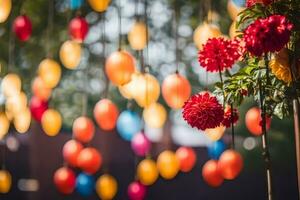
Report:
55,145,117,198
117,71,167,129
202,149,243,187
30,58,62,137
59,16,88,70
136,148,197,189
0,73,31,139
55,129,118,198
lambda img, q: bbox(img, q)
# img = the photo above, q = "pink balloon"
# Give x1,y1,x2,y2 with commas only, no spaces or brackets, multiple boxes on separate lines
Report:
131,132,151,156
127,181,146,200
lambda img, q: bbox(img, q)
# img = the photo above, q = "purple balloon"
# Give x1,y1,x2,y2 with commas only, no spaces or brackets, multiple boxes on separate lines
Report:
127,181,147,200
131,132,151,156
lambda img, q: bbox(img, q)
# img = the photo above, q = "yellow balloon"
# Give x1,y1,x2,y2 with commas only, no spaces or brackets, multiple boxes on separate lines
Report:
60,40,81,70
128,21,148,50
205,125,226,141
134,73,160,108
88,0,111,12
41,109,62,137
193,23,222,50
0,170,11,194
14,108,31,134
96,174,118,200
6,92,27,115
137,159,158,186
0,0,11,23
38,59,61,89
143,103,167,128
157,150,180,180
227,0,245,20
1,73,21,97
0,113,9,140
118,72,141,99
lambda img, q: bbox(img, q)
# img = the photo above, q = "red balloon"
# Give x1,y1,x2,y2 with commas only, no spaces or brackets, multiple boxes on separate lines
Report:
53,167,76,194
127,181,146,200
217,149,243,180
77,147,102,174
13,15,32,41
72,116,95,143
62,140,83,167
69,17,89,43
202,160,223,187
175,147,197,172
245,107,271,136
29,96,48,122
94,99,119,131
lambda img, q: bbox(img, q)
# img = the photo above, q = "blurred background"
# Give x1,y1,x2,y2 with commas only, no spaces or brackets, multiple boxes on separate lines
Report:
0,0,299,199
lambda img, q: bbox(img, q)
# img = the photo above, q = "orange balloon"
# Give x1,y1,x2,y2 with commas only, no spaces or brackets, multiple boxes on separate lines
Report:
72,116,95,143
32,77,52,101
175,147,197,173
202,160,223,187
105,51,135,86
94,99,119,131
217,149,243,180
162,73,191,109
77,147,102,174
63,139,83,167
245,107,271,136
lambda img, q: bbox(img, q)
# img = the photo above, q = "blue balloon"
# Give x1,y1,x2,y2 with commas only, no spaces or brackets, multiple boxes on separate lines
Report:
117,110,142,141
232,0,246,7
207,140,226,160
76,173,95,197
69,0,83,10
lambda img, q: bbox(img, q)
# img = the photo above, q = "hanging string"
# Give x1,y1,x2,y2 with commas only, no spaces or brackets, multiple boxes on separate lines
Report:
144,0,150,68
7,10,15,73
101,13,110,99
117,0,122,50
258,69,273,200
206,0,212,23
81,68,88,116
1,138,6,170
204,71,209,90
46,0,54,58
217,65,226,109
134,0,140,20
230,103,235,149
174,1,179,74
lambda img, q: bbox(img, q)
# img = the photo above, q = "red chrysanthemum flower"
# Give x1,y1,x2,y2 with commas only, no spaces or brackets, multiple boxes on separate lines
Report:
182,92,224,131
222,107,239,128
243,15,293,57
198,38,242,72
246,0,273,7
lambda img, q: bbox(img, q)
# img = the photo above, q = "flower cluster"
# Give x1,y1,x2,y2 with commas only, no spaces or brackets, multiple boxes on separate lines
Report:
246,0,273,7
182,92,224,131
243,15,293,57
222,107,239,128
198,38,242,72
